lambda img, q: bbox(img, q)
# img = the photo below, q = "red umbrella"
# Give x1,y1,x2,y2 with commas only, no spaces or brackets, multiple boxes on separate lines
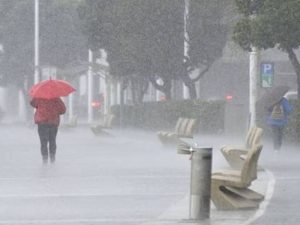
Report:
29,79,76,99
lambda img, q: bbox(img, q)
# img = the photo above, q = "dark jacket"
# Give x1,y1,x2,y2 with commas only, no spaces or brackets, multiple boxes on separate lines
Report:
30,98,66,126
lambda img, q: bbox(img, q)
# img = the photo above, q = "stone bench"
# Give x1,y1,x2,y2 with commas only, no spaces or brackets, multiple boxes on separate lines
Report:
90,114,115,136
211,144,264,210
157,117,198,146
220,126,263,169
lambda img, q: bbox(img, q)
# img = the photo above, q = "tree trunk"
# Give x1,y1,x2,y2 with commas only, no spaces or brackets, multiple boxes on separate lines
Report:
181,71,197,99
137,80,148,104
186,81,197,99
161,78,172,100
287,47,300,142
130,80,140,105
130,80,138,105
180,63,210,99
129,76,148,105
287,48,300,99
164,87,172,100
149,76,172,100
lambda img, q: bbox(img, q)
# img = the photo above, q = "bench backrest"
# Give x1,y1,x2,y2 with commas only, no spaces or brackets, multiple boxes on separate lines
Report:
240,144,263,186
174,118,184,133
245,127,257,148
184,118,198,137
174,117,197,137
177,118,190,135
250,128,263,148
245,126,263,149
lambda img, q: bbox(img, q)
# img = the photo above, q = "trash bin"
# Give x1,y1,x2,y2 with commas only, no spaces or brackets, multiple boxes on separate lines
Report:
189,147,212,220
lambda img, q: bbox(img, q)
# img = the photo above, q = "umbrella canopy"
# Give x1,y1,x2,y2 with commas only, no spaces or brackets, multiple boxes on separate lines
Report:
256,85,290,111
29,79,76,99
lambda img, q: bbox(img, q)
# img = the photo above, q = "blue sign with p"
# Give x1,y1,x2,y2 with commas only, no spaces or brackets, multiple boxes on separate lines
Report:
261,62,274,88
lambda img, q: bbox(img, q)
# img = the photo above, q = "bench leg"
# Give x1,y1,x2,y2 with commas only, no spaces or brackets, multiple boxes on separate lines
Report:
91,126,112,136
211,180,260,210
157,133,179,147
225,186,264,201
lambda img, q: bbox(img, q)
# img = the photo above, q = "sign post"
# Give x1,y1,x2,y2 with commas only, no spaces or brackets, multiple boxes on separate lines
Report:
260,62,274,88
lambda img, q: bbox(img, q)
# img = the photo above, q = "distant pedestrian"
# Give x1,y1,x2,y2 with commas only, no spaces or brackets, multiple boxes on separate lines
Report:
267,97,292,151
30,98,66,164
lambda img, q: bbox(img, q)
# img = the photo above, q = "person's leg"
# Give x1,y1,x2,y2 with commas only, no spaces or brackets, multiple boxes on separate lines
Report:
49,125,58,163
277,127,284,150
271,125,281,150
38,124,50,163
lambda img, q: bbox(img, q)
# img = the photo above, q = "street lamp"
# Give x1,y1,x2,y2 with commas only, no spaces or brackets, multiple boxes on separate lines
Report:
87,49,94,123
183,0,190,99
249,11,260,127
249,47,259,127
34,0,39,84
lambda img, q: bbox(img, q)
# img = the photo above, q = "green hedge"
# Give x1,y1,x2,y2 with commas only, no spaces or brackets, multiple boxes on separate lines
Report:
257,99,300,143
111,99,226,133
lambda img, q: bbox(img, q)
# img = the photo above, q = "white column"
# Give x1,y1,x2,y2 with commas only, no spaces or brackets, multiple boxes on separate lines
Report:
249,47,259,127
68,93,74,122
183,0,190,99
0,87,7,111
34,0,39,84
18,90,26,122
87,49,93,123
156,90,160,102
196,80,201,98
124,89,128,104
105,71,111,114
112,80,118,105
156,78,163,101
117,81,121,104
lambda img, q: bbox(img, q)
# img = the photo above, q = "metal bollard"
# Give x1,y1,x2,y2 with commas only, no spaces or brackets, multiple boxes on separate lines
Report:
189,147,213,220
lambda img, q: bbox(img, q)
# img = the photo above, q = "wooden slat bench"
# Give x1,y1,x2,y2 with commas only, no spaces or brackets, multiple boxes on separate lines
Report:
220,126,263,169
211,144,264,210
90,114,115,136
157,117,198,146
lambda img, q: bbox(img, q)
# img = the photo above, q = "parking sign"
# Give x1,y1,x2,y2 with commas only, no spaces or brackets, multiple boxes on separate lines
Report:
260,62,274,88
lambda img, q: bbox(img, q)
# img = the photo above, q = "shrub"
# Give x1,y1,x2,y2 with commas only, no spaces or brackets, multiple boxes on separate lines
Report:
111,99,226,133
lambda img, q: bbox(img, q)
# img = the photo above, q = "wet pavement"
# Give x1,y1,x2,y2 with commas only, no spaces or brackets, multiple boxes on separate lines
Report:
0,123,297,224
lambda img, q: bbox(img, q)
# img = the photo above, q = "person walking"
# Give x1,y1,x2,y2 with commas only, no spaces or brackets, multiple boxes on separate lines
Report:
267,96,292,151
30,98,66,164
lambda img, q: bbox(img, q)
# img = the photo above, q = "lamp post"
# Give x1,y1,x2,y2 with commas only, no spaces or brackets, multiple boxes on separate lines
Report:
87,49,94,123
183,0,190,99
249,46,259,127
34,0,39,84
249,11,260,127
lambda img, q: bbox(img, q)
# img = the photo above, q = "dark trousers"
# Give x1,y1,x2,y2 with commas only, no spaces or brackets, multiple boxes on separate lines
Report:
271,125,284,150
38,124,58,160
